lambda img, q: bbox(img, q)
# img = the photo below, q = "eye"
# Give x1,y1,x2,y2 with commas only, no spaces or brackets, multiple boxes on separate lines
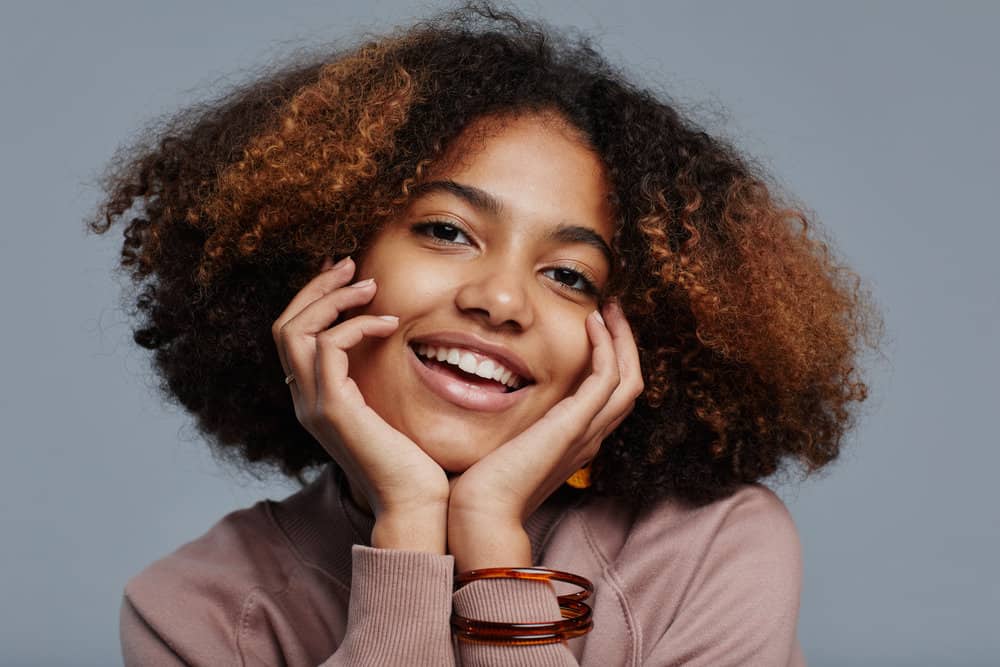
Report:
543,266,598,296
412,220,473,245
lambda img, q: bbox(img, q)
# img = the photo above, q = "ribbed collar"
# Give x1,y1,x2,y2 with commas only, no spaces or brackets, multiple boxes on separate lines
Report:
269,464,584,586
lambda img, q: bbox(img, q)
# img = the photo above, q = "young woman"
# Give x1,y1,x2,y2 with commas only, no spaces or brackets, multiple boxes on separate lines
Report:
91,5,879,665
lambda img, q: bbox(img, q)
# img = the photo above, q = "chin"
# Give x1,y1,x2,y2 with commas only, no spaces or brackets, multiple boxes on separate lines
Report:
404,422,505,473
432,453,479,475
422,438,498,474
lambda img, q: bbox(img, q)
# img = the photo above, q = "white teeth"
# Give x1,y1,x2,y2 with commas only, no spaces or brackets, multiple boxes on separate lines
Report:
475,359,495,379
414,343,524,389
459,353,478,374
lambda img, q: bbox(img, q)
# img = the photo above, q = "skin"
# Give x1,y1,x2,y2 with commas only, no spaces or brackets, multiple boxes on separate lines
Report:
272,113,644,571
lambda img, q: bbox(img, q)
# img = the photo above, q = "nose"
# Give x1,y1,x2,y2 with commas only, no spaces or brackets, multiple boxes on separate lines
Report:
454,261,535,330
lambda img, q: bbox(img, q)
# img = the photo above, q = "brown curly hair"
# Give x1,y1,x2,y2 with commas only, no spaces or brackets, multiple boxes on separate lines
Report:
88,3,881,505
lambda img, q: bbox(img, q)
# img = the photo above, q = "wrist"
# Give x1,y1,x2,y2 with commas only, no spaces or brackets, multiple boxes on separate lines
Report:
371,503,448,554
448,514,531,572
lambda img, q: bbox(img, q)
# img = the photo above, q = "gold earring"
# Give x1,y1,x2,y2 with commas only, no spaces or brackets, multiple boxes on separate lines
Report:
565,463,592,489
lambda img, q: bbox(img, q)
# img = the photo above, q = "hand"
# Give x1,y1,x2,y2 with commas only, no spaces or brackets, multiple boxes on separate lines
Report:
272,257,450,552
447,300,643,570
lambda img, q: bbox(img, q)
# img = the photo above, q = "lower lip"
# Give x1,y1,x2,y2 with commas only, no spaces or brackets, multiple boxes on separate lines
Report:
408,346,528,412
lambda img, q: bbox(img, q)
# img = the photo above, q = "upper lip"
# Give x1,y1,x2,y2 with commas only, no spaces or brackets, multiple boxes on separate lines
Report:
409,331,535,382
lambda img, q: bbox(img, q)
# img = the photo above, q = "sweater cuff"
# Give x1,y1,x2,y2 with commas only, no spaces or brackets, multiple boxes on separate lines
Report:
334,544,455,666
453,578,577,666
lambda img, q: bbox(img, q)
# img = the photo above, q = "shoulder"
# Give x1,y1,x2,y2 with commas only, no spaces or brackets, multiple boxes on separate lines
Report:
623,483,800,569
121,501,299,663
553,484,801,604
125,500,298,605
570,483,800,568
608,485,803,663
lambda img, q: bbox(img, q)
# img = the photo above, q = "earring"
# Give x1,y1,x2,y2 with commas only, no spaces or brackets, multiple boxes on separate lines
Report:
565,463,592,489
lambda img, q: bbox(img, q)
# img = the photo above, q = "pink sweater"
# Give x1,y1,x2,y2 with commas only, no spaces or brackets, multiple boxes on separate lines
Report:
121,465,806,665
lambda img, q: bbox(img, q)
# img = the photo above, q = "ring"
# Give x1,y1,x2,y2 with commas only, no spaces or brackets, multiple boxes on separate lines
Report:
284,373,296,385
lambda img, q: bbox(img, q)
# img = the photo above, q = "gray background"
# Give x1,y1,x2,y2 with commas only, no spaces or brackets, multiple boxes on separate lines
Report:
1,1,997,665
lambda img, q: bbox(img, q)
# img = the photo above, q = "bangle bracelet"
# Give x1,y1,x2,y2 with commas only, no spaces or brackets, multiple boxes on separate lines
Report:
451,567,595,645
452,599,592,645
454,567,593,601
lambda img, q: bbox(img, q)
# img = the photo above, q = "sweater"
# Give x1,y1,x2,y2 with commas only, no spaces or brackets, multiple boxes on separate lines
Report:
120,464,807,666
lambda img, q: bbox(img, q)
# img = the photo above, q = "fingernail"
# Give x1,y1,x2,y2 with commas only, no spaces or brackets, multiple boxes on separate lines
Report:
351,278,375,288
332,256,352,270
592,310,605,326
377,315,398,322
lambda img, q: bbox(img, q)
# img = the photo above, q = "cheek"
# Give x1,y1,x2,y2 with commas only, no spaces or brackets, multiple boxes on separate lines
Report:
363,258,452,316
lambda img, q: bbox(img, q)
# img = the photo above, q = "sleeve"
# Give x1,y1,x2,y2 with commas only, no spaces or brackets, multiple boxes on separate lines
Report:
121,545,458,667
452,578,580,666
323,545,457,666
642,487,804,666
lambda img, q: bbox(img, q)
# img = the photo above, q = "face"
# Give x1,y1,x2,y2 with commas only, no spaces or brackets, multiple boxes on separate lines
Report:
345,112,615,472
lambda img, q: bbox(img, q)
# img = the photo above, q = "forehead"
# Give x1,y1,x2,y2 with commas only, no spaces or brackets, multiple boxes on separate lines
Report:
418,113,615,243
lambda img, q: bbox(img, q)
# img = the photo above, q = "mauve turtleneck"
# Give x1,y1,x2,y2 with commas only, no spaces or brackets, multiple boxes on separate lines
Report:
121,464,806,665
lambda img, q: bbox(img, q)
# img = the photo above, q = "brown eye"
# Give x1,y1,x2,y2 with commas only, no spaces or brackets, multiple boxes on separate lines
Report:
543,267,597,295
412,221,470,244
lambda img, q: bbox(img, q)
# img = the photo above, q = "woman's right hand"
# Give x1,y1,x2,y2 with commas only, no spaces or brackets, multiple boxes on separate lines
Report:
271,256,449,553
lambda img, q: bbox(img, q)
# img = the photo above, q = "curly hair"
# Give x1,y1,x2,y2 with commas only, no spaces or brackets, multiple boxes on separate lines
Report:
88,2,881,505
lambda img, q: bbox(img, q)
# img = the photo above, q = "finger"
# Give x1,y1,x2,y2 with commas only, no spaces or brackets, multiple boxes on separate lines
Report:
559,309,621,420
533,309,635,456
272,257,356,342
578,301,644,440
604,300,643,397
495,311,619,467
313,315,399,417
283,278,378,336
279,280,379,404
272,257,355,382
272,257,353,379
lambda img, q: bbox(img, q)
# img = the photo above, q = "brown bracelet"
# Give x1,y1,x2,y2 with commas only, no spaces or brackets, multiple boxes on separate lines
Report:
451,567,595,645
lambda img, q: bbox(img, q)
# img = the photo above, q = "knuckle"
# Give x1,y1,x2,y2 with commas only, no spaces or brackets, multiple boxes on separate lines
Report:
271,319,285,341
293,403,312,428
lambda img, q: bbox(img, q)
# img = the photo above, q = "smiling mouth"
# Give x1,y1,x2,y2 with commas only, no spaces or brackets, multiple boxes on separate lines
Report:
409,344,531,394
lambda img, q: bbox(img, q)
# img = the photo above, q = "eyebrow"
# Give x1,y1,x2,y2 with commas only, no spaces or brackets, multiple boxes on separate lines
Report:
408,179,614,266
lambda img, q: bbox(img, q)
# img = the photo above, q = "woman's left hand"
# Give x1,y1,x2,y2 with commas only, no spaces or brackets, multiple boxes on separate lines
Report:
447,300,643,571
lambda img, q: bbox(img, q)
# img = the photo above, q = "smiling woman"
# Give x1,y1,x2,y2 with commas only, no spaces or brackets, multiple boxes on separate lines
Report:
89,3,880,665
343,113,615,478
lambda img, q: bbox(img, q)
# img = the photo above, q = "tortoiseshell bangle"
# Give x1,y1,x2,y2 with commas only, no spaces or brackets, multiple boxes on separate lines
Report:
451,567,595,645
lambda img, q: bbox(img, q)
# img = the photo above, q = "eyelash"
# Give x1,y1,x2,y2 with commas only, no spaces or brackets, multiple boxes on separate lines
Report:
411,220,600,296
